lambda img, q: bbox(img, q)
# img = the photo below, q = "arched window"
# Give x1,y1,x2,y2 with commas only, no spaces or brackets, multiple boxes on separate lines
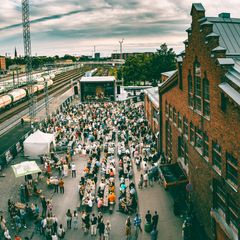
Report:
194,61,202,112
203,78,210,117
188,70,194,107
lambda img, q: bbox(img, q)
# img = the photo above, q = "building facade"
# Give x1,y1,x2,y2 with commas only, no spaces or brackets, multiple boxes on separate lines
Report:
158,3,239,240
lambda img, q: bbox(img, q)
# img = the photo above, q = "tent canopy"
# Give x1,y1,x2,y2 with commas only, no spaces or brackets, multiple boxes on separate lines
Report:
23,130,55,158
12,161,41,178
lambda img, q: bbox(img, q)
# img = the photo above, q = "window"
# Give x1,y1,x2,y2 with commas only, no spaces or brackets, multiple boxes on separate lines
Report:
166,120,172,162
203,78,210,117
179,135,189,165
153,108,158,120
214,182,226,218
203,133,209,159
226,153,238,187
195,127,203,153
194,61,202,112
173,108,177,124
190,122,195,144
188,71,194,108
212,141,222,173
169,105,173,121
213,182,239,237
165,101,169,117
183,117,188,138
228,197,239,236
178,112,182,130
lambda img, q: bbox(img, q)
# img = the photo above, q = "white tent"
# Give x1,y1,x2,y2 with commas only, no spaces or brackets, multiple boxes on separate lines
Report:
23,130,55,158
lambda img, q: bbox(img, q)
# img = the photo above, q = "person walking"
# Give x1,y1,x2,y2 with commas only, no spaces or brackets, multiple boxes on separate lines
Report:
72,210,78,230
66,209,72,229
134,213,142,232
125,216,132,240
90,213,97,236
59,178,64,194
152,211,159,229
104,220,111,240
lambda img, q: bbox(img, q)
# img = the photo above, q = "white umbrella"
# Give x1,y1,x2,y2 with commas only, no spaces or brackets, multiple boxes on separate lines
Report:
12,161,42,178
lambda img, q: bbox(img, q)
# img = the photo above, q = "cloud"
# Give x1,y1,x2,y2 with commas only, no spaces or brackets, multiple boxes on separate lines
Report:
0,0,240,57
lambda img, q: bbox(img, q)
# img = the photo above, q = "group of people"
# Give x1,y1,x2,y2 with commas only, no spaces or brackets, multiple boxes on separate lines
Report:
1,98,166,240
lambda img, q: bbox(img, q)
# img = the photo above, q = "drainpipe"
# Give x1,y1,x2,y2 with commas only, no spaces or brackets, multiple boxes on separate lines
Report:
158,87,163,153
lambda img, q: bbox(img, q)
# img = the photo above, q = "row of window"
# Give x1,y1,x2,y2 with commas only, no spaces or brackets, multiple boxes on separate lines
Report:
188,61,210,118
165,101,238,189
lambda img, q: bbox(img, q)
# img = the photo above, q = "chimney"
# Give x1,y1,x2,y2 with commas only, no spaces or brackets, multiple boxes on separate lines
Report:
218,13,230,18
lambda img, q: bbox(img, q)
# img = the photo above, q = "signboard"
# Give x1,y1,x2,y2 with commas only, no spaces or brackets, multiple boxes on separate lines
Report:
5,150,13,163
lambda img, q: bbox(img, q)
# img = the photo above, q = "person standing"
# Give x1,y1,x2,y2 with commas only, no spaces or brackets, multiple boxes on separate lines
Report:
143,172,148,188
125,216,132,240
72,210,78,230
41,197,47,218
150,227,158,240
152,211,159,229
97,219,105,240
66,209,72,229
59,178,64,194
71,162,76,178
145,210,152,224
104,220,111,240
90,213,97,236
54,178,59,193
57,224,65,239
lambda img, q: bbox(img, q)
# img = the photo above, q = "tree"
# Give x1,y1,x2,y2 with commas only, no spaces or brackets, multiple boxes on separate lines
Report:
118,43,176,86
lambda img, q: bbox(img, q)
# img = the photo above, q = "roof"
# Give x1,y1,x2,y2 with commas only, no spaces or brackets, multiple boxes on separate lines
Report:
80,76,116,83
219,82,240,105
191,3,205,14
201,17,240,55
144,87,159,108
161,70,177,78
219,57,240,106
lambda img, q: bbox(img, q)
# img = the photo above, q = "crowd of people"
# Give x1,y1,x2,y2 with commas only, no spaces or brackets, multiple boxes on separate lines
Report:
0,99,165,240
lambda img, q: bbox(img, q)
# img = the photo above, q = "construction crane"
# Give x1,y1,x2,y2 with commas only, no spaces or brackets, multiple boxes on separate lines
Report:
22,0,36,122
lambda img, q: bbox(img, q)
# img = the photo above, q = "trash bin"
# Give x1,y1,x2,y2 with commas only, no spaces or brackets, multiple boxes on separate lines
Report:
144,222,153,233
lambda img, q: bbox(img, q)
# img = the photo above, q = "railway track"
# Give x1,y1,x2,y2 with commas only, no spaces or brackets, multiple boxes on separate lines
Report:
0,69,85,124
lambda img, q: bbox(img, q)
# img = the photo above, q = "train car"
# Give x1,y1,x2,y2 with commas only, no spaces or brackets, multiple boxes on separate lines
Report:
47,79,53,87
43,75,51,81
23,85,38,95
0,95,12,109
8,89,27,103
49,73,55,79
35,84,44,92
36,77,45,82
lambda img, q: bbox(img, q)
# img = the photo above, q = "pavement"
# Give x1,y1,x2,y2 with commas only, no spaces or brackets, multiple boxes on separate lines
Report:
0,100,183,240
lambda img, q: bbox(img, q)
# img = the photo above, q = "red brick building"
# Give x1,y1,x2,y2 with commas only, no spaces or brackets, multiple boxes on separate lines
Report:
144,87,159,136
158,3,239,240
0,56,6,71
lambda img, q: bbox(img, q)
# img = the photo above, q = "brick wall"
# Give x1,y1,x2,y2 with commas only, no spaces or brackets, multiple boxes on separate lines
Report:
160,4,240,240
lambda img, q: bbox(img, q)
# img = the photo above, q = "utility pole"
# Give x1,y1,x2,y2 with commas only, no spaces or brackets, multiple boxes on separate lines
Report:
119,38,124,86
22,0,36,122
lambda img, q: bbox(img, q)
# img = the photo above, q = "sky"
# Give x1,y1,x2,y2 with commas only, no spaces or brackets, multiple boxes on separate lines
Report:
0,0,240,57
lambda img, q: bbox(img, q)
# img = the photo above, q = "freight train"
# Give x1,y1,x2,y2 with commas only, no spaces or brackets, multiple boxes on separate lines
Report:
0,78,54,111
